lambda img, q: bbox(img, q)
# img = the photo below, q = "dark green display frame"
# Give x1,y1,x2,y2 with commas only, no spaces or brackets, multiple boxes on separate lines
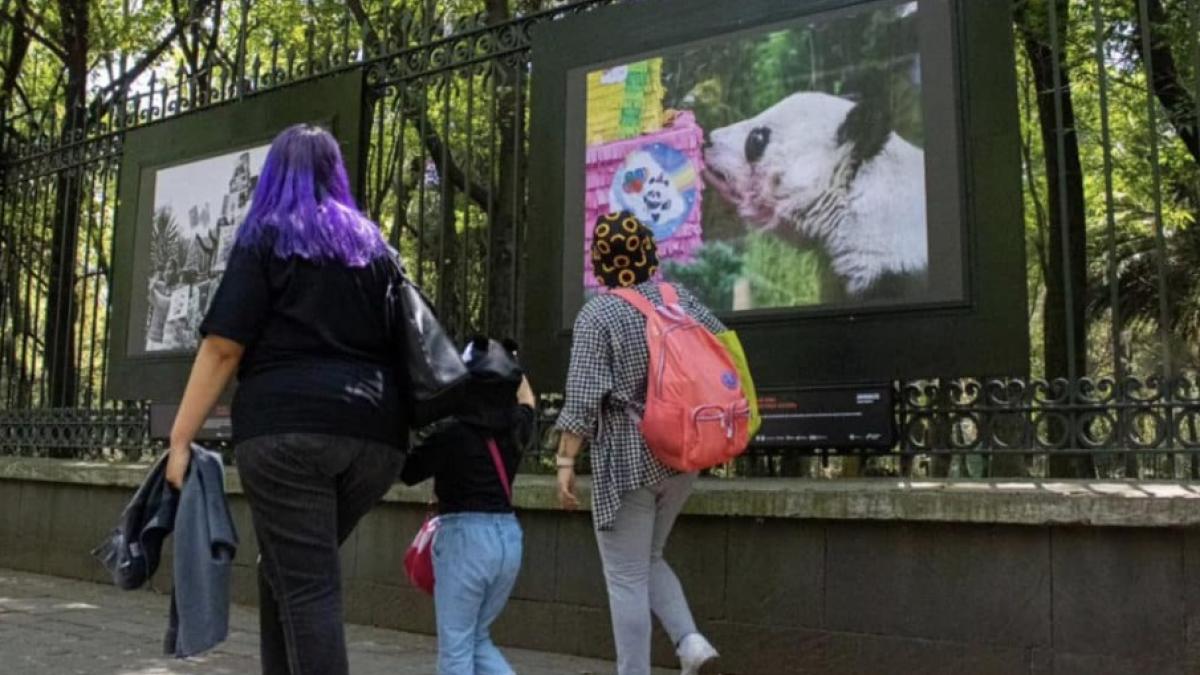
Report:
106,72,367,403
524,0,1028,391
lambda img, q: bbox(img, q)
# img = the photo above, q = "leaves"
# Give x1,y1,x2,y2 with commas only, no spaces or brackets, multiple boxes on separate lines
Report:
1,0,1197,373
742,232,823,309
1019,0,1199,375
149,207,181,275
663,241,742,310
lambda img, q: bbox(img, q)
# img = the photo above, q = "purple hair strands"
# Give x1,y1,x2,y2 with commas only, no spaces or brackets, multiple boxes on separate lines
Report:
236,124,385,267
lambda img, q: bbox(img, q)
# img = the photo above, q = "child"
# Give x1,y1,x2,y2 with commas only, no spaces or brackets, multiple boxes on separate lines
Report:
401,336,536,675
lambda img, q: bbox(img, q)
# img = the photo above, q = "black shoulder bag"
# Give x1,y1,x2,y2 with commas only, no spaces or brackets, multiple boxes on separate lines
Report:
385,251,469,426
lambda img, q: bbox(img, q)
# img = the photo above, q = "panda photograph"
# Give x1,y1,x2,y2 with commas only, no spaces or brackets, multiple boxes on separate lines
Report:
580,0,933,312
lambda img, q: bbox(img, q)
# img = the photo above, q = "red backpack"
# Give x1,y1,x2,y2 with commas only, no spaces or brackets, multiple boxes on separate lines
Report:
612,284,751,472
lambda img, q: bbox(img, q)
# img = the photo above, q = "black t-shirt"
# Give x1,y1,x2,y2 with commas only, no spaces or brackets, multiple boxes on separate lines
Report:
399,404,535,514
199,242,406,446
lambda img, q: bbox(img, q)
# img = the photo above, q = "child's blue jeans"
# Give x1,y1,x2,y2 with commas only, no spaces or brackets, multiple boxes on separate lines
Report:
433,512,523,675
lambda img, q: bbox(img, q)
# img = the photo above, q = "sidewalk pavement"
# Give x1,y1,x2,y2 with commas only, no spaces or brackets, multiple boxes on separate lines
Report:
0,569,671,675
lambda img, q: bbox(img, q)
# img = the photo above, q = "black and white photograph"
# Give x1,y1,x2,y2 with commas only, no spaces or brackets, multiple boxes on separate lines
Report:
143,144,268,353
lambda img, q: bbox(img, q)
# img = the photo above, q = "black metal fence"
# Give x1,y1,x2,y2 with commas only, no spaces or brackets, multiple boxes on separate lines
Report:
1,0,1199,479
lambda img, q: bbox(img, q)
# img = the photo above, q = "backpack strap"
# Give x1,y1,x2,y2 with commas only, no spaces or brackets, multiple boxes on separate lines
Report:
612,285,689,323
658,283,680,305
485,438,513,503
610,287,658,318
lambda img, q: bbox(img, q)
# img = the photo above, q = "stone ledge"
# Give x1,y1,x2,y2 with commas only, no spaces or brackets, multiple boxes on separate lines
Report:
2,456,1199,527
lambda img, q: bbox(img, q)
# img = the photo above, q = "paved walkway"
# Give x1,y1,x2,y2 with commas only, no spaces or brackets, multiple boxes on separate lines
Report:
0,569,663,675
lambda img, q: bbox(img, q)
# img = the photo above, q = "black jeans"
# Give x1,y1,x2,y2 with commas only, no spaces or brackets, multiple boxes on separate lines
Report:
235,433,402,675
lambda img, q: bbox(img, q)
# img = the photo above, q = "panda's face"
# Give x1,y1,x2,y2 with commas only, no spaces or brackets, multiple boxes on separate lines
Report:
703,92,856,230
609,147,694,240
615,151,687,229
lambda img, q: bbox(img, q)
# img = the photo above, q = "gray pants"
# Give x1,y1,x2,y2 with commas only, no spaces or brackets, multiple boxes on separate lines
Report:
595,472,699,675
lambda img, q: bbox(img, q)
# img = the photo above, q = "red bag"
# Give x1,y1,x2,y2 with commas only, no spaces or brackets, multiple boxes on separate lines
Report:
403,513,439,594
612,284,751,472
403,438,512,594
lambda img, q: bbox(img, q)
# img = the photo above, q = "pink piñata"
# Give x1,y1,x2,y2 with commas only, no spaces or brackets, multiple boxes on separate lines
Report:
583,111,706,291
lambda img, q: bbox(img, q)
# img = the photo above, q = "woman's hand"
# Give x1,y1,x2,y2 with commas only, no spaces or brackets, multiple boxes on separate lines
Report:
557,466,578,510
165,445,191,490
516,376,536,409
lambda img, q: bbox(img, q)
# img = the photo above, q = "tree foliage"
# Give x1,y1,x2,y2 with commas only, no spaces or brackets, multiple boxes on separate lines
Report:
1015,0,1199,382
0,0,1197,480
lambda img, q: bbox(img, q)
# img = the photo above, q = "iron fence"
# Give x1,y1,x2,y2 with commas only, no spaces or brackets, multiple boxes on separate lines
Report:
1,0,1199,479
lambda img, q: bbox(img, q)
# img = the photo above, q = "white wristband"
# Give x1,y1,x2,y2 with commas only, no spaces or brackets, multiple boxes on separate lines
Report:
555,456,576,469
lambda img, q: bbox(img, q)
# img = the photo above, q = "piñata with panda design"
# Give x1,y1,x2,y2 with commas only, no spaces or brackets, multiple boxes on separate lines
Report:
584,58,705,293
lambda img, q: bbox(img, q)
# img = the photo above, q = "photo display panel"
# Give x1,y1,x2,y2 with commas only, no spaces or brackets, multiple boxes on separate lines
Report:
133,144,270,356
106,71,366,402
525,0,1030,388
567,0,965,319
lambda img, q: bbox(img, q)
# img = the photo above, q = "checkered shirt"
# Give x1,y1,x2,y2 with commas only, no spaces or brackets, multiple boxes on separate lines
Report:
556,281,725,530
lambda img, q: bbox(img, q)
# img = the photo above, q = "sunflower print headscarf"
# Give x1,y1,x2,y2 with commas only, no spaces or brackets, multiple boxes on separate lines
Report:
591,211,659,289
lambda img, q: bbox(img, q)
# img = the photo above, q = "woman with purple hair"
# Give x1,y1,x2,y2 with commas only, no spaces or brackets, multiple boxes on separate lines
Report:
164,124,407,675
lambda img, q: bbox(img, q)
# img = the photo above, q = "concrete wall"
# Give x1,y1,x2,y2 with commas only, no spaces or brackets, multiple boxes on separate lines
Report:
2,457,1199,674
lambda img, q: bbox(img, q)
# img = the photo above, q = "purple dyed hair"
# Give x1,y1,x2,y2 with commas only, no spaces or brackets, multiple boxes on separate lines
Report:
236,124,386,266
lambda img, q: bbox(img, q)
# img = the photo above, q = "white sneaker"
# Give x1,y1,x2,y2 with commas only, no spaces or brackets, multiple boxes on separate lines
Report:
677,633,719,675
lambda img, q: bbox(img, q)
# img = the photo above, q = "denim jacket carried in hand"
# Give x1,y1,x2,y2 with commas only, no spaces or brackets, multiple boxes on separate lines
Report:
93,444,238,658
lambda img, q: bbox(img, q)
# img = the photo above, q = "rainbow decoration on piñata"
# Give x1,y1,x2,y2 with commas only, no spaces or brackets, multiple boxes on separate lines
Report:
584,59,705,292
608,142,699,242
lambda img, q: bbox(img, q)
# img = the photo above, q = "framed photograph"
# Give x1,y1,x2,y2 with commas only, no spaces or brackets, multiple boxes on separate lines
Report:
140,145,268,355
525,0,1028,389
575,0,960,315
107,72,366,402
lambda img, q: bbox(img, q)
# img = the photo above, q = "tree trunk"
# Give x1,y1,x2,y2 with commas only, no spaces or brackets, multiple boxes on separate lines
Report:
41,0,212,408
485,0,520,340
1,3,30,117
1136,0,1199,164
44,0,89,407
1015,0,1091,478
437,148,462,336
0,2,30,406
1,244,32,407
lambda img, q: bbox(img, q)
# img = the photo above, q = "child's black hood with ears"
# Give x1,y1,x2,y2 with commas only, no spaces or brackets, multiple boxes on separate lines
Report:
455,335,524,432
462,335,522,385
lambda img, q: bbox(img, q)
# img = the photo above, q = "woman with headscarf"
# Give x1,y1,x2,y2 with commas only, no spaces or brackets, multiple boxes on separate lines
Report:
555,212,723,675
164,124,407,675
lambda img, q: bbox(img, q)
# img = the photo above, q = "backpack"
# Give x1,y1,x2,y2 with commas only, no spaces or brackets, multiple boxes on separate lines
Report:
612,283,751,472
